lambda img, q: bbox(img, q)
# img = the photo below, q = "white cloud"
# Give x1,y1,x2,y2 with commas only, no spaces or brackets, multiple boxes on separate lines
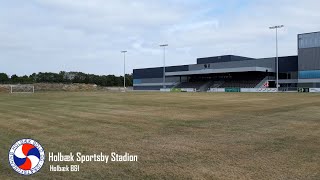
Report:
0,0,320,76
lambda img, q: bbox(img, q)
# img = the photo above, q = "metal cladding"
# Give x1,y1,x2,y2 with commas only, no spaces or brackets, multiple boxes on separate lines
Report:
133,31,320,90
197,55,254,64
298,32,320,85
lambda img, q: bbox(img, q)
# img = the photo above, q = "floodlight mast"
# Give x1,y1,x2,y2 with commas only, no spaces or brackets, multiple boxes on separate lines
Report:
160,44,168,89
269,25,284,91
121,51,127,91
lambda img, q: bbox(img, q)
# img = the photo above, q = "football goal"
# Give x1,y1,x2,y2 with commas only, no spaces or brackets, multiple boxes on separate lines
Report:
10,85,35,93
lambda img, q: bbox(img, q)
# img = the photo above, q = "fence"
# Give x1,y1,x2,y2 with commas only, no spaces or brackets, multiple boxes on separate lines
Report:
310,88,320,92
298,88,320,93
209,88,278,93
160,88,196,92
208,88,226,92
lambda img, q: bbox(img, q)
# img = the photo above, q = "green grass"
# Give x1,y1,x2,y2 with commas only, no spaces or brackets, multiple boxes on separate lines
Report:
0,92,320,179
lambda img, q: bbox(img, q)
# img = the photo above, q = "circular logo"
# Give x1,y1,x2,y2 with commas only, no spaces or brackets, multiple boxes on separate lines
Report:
8,139,45,175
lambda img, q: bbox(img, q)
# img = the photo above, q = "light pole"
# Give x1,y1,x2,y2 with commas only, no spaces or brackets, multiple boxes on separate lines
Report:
121,50,127,91
160,44,168,89
269,25,284,91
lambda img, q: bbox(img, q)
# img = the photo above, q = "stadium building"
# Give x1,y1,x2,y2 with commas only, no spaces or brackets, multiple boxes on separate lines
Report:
133,31,320,91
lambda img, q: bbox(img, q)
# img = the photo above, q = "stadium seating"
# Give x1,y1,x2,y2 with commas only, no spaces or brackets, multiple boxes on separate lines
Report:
175,75,266,90
175,81,207,90
210,81,225,88
219,79,262,88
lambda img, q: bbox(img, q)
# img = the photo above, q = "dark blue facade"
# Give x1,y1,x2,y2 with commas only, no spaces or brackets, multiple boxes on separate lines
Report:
133,65,189,79
166,65,189,72
279,56,298,73
133,54,301,90
197,55,254,64
134,55,299,82
134,86,175,91
133,67,163,79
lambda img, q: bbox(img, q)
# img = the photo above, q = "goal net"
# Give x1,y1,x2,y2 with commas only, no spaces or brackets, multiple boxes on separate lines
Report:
10,85,35,93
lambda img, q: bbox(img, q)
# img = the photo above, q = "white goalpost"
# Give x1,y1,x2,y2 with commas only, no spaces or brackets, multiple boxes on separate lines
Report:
10,85,35,93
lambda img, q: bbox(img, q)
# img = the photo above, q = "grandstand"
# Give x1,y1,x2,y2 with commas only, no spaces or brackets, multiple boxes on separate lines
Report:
133,55,284,91
172,72,266,91
133,31,320,92
175,82,207,90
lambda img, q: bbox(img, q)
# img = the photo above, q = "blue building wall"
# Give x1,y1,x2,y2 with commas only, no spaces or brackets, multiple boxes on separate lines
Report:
299,70,320,79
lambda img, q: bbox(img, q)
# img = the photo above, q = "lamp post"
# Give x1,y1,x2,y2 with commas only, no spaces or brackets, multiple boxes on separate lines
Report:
121,50,127,91
269,25,284,91
160,44,168,89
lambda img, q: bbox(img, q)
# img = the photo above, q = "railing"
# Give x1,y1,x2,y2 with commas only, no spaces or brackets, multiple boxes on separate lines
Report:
162,87,320,93
255,76,270,88
209,88,278,93
160,88,196,92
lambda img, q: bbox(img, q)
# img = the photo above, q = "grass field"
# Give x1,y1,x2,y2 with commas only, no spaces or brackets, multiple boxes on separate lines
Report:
0,92,320,180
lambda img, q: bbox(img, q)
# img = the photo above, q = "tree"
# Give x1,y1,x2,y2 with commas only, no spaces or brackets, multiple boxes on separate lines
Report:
0,73,9,84
10,74,19,83
20,75,29,84
30,73,37,82
3,71,133,87
126,74,133,86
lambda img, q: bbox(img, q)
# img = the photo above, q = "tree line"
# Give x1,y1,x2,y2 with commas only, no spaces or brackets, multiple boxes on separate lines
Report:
0,71,133,87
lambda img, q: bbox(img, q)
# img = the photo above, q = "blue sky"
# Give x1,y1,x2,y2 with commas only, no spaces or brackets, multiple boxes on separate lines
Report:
1,0,320,76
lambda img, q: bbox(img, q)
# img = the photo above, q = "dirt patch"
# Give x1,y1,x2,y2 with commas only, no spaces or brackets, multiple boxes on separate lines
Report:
34,83,98,91
0,85,10,93
0,83,99,92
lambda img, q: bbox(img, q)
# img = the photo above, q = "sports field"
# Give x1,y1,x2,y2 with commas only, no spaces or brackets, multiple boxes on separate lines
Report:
0,92,319,179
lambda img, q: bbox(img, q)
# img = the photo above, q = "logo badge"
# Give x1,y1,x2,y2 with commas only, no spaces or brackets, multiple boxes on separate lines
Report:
8,139,45,175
